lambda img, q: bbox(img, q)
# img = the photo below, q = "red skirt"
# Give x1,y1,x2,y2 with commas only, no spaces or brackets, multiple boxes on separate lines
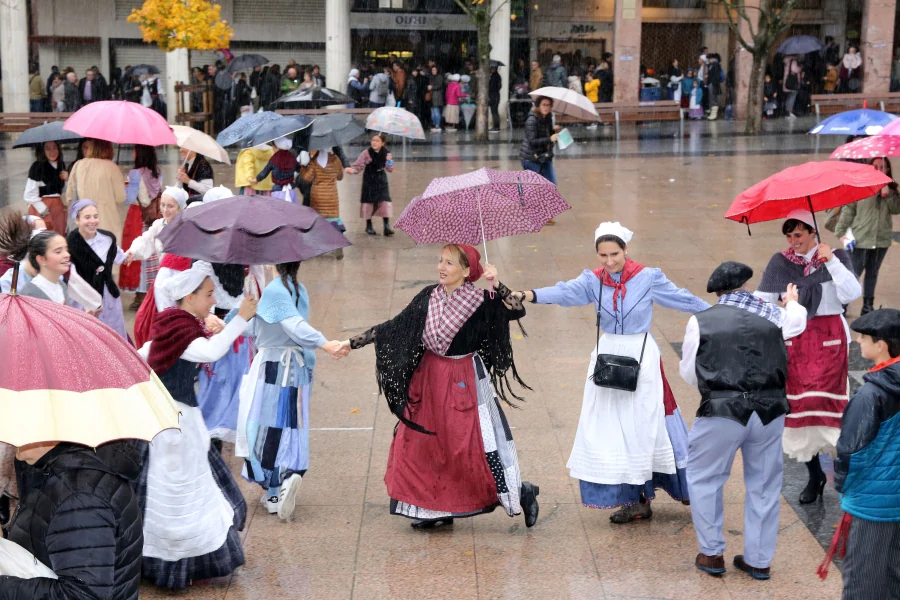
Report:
384,351,499,513
119,204,144,290
785,314,848,430
28,196,67,235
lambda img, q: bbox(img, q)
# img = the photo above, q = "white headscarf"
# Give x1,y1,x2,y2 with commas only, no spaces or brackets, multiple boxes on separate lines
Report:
162,186,189,210
202,185,234,204
594,222,634,245
273,136,293,151
158,261,215,302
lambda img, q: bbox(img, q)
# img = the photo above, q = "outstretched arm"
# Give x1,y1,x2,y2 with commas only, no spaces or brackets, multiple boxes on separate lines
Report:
650,269,710,313
519,270,598,308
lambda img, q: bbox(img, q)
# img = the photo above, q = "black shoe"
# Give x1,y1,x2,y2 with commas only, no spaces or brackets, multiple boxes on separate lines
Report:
411,518,454,529
0,495,9,526
861,297,874,316
799,478,826,504
365,225,377,235
383,224,395,236
520,482,540,527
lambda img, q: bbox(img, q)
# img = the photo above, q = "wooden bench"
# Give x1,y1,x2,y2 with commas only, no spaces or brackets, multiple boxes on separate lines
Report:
810,93,900,117
0,112,71,133
554,100,682,125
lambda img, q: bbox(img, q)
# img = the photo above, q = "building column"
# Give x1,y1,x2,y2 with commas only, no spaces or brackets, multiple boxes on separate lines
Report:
165,48,190,123
489,0,511,127
861,0,896,94
612,0,641,103
823,0,848,53
733,0,760,121
1,0,30,113
326,0,351,96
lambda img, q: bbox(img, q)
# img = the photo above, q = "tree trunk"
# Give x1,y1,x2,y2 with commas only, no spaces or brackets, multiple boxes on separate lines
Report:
475,15,491,142
744,53,767,135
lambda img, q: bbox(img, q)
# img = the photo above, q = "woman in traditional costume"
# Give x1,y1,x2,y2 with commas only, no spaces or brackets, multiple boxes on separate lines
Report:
754,209,861,504
236,262,345,521
67,200,128,340
120,145,163,310
299,149,345,258
176,148,215,196
515,222,709,524
344,133,395,236
341,244,540,529
137,261,257,589
23,141,68,234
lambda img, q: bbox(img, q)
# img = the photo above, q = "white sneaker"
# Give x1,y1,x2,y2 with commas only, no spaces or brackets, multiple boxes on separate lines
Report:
787,113,797,119
431,127,442,132
277,474,302,521
264,496,279,514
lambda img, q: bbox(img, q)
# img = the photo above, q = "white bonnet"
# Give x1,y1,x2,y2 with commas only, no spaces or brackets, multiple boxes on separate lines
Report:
594,222,634,245
203,185,234,204
162,186,189,210
158,261,214,302
273,136,293,151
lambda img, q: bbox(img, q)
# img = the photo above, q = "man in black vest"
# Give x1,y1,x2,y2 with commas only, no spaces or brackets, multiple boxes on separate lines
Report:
679,262,807,580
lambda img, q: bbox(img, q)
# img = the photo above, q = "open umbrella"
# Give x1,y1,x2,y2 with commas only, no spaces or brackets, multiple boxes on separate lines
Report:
12,121,82,148
158,195,352,264
216,110,283,147
226,53,269,73
269,86,353,109
394,168,571,262
308,113,366,151
0,294,180,447
249,114,313,146
490,59,506,67
724,161,892,239
830,135,900,160
777,35,824,56
366,107,426,140
808,107,898,136
63,101,176,146
529,86,598,121
171,125,231,164
127,64,160,76
214,70,233,91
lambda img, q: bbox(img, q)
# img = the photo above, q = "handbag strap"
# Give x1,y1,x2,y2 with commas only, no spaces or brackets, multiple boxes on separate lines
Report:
598,275,649,363
637,331,649,364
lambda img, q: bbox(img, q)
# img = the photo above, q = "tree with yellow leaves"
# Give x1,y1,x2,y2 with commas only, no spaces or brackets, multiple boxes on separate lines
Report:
127,0,233,52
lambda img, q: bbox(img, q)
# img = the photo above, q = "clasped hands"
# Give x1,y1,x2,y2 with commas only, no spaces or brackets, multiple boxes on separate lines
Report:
322,340,352,360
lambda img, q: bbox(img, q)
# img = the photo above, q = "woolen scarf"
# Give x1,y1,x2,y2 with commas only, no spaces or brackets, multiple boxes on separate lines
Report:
147,307,209,375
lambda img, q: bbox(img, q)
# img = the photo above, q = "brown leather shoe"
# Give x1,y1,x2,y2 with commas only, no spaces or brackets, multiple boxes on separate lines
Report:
733,555,771,580
695,553,726,576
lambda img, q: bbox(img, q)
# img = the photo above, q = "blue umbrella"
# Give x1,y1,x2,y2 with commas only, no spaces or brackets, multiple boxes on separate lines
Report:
249,115,313,147
777,35,824,56
808,108,899,136
215,111,283,147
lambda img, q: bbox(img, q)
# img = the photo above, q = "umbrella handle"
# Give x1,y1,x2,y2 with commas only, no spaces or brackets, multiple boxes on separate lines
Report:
807,196,822,243
477,188,495,299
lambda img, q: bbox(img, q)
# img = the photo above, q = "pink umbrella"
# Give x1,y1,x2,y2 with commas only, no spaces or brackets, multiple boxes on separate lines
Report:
394,168,571,262
830,135,900,160
63,100,176,146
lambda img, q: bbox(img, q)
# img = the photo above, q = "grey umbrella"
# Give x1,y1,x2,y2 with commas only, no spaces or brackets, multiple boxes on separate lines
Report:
215,70,233,91
12,121,83,148
777,35,824,56
307,114,366,151
216,111,283,147
127,64,160,76
226,54,269,73
249,115,314,147
268,86,354,109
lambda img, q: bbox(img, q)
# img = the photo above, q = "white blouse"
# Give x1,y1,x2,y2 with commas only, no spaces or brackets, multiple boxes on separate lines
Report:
128,218,167,260
31,274,65,304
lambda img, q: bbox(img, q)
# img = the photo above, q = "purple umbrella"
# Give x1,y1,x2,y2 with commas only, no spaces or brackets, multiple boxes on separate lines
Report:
394,168,570,262
158,195,351,264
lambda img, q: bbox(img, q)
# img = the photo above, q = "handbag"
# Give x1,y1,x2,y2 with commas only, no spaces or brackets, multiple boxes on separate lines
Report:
590,280,648,392
141,193,162,227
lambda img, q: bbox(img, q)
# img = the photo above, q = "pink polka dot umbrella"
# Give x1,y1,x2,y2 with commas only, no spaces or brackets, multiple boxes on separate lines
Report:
394,168,571,263
830,134,900,160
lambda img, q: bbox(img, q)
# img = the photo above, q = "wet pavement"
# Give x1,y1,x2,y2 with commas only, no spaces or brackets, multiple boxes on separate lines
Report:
2,116,891,598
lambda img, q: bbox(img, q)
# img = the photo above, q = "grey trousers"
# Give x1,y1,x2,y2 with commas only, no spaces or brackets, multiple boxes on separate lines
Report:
687,413,785,568
842,518,900,600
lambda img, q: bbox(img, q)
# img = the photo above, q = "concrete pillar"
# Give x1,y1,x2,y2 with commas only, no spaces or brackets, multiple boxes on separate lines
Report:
823,0,848,52
1,0,30,113
701,24,729,62
860,0,896,94
326,0,351,93
490,0,511,127
612,0,641,103
733,0,760,121
165,48,190,123
528,11,538,63
100,37,111,82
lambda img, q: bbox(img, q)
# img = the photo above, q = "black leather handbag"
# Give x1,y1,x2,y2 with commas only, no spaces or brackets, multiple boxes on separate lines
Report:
590,280,648,392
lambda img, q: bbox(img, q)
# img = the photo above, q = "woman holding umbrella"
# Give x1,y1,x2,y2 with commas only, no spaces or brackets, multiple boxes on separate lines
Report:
754,210,861,504
520,96,560,186
339,244,540,530
23,141,68,234
513,223,709,523
176,147,215,196
65,139,126,243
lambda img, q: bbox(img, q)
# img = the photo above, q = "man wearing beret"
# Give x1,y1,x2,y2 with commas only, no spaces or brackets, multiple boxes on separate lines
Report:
679,261,807,579
817,309,900,598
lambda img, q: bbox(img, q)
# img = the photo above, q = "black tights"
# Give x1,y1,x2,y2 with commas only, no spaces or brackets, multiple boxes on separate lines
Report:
806,454,825,482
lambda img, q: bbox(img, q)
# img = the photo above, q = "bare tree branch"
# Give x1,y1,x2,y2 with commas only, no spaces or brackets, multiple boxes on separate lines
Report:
454,0,474,18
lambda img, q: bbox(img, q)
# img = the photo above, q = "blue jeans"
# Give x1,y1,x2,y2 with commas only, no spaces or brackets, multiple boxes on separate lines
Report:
30,99,44,112
521,159,556,185
431,106,442,129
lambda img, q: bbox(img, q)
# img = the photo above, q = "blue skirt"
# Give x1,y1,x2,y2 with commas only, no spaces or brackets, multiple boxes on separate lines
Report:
197,336,252,441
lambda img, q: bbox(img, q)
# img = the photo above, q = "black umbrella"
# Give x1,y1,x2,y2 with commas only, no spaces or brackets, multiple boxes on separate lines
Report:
308,114,366,152
249,115,314,147
216,111,283,147
226,54,269,73
127,64,160,76
268,86,353,109
12,121,83,148
777,35,824,56
490,59,506,67
215,70,234,91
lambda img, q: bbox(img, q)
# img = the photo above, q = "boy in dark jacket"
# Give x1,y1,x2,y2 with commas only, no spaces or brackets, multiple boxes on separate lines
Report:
818,309,900,598
0,441,143,600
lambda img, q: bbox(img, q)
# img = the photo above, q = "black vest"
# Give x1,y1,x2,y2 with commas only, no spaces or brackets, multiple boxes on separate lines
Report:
66,229,120,299
158,359,199,407
694,304,790,426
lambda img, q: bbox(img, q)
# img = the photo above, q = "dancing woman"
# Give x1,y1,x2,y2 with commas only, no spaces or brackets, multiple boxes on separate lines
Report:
137,261,257,589
236,262,344,521
341,244,540,529
514,222,710,523
120,144,163,309
754,210,861,504
23,141,68,234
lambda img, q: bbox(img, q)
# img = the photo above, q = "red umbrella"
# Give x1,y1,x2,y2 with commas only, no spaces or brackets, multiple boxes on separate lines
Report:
63,100,176,146
724,161,891,238
0,293,180,447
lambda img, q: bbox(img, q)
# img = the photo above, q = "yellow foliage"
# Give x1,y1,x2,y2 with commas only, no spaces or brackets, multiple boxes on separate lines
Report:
127,0,233,52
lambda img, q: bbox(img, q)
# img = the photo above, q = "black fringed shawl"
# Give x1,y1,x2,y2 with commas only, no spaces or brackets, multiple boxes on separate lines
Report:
28,159,67,197
351,283,529,434
66,229,120,299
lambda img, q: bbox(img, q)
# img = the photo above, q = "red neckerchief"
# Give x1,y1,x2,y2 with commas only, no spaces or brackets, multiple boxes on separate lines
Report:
593,259,646,312
869,355,900,373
